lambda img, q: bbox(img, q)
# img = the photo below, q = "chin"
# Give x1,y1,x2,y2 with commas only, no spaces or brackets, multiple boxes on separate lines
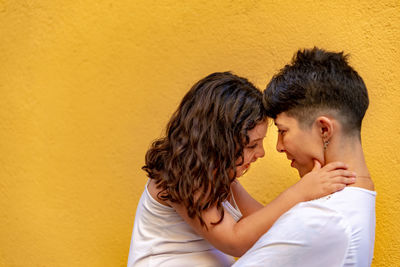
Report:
236,168,248,177
298,165,315,178
297,168,307,178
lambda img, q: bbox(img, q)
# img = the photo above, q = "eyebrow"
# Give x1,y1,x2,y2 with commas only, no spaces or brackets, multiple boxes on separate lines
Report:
249,137,265,143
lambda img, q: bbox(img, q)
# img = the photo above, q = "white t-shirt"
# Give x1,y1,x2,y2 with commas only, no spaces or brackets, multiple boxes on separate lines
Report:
127,181,241,267
233,187,376,267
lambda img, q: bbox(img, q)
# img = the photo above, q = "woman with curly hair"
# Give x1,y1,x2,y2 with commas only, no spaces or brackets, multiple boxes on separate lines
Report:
127,72,356,266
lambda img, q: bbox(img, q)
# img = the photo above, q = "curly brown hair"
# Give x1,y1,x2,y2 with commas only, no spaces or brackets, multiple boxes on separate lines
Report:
142,72,266,228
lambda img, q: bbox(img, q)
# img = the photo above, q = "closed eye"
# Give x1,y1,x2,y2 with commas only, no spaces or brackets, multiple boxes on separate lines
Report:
246,144,257,149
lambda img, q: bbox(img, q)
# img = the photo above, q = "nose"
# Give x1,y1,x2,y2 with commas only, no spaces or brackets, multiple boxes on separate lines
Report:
257,144,265,159
276,135,285,153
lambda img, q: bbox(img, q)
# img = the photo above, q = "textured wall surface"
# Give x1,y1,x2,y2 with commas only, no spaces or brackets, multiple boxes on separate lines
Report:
1,0,399,266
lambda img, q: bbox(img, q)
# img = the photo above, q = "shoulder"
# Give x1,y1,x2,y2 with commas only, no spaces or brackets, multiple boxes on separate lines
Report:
147,179,171,207
282,201,351,233
254,201,351,249
234,202,351,267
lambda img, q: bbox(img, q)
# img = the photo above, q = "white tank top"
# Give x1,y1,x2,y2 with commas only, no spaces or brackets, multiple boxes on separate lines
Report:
127,180,242,267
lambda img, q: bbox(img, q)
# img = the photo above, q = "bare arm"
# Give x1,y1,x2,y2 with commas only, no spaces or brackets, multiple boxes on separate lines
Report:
171,185,303,256
230,179,263,217
169,161,356,257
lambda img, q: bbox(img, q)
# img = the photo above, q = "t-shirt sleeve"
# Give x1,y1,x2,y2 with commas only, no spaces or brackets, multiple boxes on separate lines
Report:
233,202,351,267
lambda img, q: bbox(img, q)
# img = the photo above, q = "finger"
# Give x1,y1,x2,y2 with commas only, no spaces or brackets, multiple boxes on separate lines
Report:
326,169,357,179
341,177,356,185
329,176,356,185
312,159,322,171
332,183,346,193
321,161,348,172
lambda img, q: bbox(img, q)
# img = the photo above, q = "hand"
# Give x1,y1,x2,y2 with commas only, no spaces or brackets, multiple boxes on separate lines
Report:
291,160,356,201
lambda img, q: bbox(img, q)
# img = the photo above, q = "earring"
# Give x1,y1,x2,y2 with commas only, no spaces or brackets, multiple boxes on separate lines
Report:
323,140,330,150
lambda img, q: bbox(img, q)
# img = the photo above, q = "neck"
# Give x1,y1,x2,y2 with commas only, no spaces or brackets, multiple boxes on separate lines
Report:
325,135,374,190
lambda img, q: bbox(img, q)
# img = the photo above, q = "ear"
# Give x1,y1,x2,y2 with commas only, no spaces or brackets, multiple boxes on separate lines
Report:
315,116,334,140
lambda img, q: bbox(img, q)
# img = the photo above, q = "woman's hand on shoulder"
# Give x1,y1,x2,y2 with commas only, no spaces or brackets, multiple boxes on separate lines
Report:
291,160,356,201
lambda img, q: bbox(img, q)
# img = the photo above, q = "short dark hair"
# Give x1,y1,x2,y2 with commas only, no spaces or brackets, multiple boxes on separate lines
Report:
263,47,369,137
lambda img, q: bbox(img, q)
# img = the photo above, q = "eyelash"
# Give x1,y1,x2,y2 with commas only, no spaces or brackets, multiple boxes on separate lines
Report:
278,130,286,135
246,144,257,149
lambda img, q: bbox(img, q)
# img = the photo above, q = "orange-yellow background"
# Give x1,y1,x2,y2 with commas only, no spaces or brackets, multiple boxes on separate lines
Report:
1,1,399,266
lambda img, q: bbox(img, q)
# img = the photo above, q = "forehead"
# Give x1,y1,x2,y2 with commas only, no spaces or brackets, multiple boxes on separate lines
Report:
274,112,300,128
248,121,268,139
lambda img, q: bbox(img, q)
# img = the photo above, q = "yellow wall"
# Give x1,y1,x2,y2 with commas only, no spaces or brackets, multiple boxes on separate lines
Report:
1,0,399,266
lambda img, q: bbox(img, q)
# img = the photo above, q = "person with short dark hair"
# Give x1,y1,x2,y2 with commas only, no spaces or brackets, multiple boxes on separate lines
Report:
234,48,376,267
127,71,356,266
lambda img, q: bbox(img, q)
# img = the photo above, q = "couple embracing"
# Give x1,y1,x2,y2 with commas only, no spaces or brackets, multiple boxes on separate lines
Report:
128,47,375,267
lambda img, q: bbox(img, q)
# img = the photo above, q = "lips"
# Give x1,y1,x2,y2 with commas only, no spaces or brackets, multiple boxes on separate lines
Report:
290,159,295,167
286,154,295,168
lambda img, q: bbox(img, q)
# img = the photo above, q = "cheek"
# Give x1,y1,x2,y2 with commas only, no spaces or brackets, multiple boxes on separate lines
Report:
297,142,323,168
286,136,315,163
235,153,244,166
245,150,256,163
241,150,251,164
298,149,317,165
283,136,297,154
